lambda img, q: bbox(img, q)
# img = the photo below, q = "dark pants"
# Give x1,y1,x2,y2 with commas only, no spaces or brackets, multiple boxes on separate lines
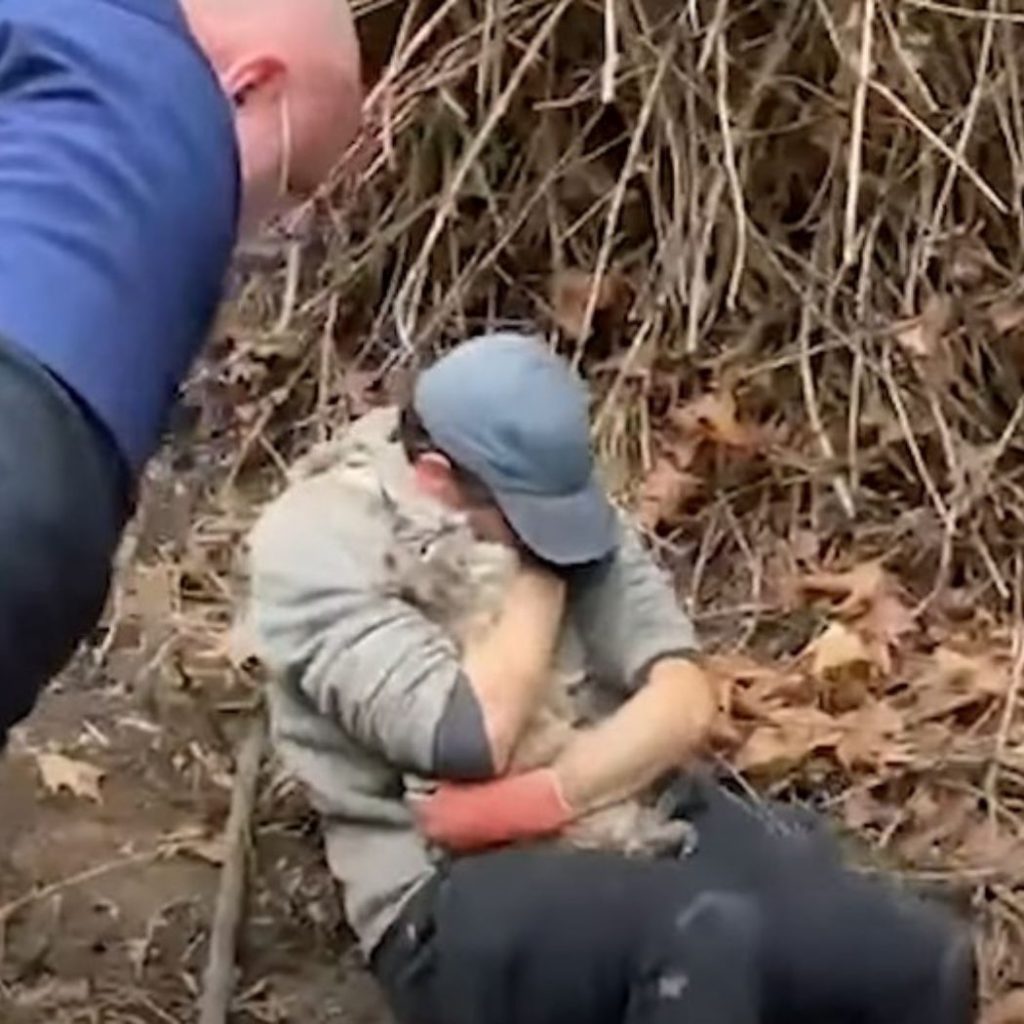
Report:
0,334,129,748
372,778,976,1024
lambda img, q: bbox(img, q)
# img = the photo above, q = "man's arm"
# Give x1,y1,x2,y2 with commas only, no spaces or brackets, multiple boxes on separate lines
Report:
414,655,715,851
247,471,562,782
414,519,715,851
459,559,565,772
551,656,715,813
555,520,711,810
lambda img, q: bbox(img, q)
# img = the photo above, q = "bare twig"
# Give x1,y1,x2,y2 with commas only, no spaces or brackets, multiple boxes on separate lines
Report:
198,717,266,1024
843,0,876,266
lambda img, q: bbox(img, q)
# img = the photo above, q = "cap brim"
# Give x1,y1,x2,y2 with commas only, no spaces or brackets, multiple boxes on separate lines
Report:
493,475,619,567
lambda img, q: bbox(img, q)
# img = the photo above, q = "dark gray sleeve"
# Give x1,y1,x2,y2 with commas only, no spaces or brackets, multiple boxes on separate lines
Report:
432,674,495,781
569,518,699,694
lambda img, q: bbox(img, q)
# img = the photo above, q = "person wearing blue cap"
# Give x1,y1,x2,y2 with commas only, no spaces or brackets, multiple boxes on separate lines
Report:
0,0,361,747
246,331,975,1024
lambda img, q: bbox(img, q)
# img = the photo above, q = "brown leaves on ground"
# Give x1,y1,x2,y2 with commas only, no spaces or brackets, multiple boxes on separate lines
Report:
635,456,702,531
799,560,917,674
809,621,872,679
894,293,954,362
983,991,1024,1024
669,390,762,452
34,751,105,803
550,268,631,341
735,705,844,774
714,555,1017,884
635,388,762,531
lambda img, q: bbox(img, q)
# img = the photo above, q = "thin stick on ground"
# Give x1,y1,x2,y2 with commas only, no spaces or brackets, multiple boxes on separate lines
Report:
198,716,266,1024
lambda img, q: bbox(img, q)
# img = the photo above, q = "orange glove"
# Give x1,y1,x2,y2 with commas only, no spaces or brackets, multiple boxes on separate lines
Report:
412,768,573,853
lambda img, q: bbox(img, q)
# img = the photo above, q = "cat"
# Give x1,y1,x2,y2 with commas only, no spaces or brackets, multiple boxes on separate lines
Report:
381,493,694,859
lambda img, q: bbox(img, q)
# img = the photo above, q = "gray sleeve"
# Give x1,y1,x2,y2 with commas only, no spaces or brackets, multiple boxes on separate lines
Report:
568,517,698,693
433,677,494,781
246,477,494,779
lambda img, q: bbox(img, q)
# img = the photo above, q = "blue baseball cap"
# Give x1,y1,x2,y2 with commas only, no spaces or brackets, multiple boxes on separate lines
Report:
412,332,618,566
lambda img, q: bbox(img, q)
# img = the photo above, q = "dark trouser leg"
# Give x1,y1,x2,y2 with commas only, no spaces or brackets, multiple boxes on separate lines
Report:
0,335,129,748
756,869,976,1024
371,847,763,1024
673,775,978,1024
623,889,761,1024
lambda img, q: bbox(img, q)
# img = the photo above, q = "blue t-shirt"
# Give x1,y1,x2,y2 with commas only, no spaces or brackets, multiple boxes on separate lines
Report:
0,0,240,474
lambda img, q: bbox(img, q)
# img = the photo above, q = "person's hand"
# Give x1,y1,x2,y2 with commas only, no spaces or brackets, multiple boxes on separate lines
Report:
411,768,573,852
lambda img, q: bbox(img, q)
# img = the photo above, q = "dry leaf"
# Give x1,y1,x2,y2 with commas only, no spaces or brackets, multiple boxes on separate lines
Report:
177,834,229,866
669,391,759,450
35,752,105,803
988,298,1024,337
893,294,953,360
835,702,906,770
736,706,843,774
956,819,1021,874
919,648,1008,700
635,456,701,529
800,562,915,673
708,654,810,722
858,592,917,673
800,561,888,615
842,788,894,832
809,622,872,678
550,268,630,340
983,990,1024,1024
899,792,975,863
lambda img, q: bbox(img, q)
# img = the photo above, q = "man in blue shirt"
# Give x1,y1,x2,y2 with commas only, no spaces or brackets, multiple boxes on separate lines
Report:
0,0,362,745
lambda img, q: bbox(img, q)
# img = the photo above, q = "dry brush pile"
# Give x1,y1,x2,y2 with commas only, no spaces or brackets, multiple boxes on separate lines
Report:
115,0,1024,1014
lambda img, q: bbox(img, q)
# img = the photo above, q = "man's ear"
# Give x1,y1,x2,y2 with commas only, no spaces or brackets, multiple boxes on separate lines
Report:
222,54,286,108
412,452,457,501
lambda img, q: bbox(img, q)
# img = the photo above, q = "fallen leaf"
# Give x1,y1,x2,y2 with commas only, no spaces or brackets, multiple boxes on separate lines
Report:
842,788,894,832
809,622,873,678
988,297,1024,337
736,706,843,774
956,819,1022,874
899,792,975,862
835,701,907,770
858,592,917,673
635,456,701,529
708,654,810,723
12,978,92,1010
915,647,1009,706
983,990,1024,1024
35,752,105,803
669,391,760,450
800,561,888,615
177,835,229,866
893,293,953,360
550,268,630,340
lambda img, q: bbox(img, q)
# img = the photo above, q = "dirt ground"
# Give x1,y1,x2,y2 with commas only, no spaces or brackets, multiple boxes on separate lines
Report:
0,669,391,1024
0,451,393,1024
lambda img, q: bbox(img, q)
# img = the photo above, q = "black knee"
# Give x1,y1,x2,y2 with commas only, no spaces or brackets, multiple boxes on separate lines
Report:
628,891,762,1024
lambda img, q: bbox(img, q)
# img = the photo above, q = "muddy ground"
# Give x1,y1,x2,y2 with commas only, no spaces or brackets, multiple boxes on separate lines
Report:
0,665,391,1024
0,448,393,1024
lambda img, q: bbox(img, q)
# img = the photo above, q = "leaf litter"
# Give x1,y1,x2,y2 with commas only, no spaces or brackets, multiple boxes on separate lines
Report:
34,752,105,804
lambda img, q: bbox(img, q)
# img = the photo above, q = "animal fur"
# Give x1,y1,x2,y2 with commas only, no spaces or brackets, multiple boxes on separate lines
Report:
383,502,693,859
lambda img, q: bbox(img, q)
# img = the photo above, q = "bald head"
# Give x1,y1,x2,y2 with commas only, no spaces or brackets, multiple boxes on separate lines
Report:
182,0,363,231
